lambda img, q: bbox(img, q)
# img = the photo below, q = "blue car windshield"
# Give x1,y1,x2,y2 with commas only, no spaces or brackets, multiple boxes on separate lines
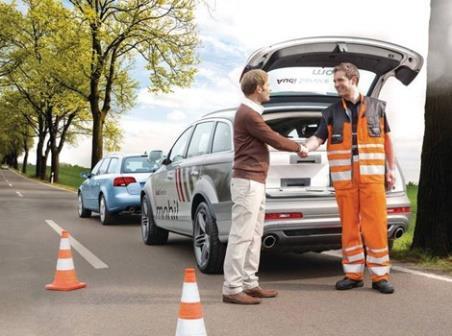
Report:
122,157,153,174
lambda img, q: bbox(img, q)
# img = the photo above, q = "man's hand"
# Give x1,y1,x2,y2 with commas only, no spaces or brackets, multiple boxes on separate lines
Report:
386,169,396,190
297,144,309,158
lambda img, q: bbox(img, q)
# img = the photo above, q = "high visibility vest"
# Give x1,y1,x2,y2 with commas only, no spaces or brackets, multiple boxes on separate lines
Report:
326,95,386,189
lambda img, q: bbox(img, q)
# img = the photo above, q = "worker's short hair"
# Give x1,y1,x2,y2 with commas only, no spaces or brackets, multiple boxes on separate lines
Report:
240,69,268,96
333,62,360,84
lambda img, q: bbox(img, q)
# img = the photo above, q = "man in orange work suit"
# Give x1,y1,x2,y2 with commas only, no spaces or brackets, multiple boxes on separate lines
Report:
302,62,396,294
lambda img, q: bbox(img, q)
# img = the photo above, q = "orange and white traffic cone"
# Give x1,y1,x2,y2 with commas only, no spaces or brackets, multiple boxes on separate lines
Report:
46,230,86,291
175,268,207,336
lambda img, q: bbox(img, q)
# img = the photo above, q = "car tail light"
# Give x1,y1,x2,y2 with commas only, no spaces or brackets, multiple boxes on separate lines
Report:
265,212,304,221
387,207,411,214
113,176,136,187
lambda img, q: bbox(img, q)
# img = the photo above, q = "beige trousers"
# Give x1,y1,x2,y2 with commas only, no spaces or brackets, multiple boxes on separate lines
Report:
223,177,266,295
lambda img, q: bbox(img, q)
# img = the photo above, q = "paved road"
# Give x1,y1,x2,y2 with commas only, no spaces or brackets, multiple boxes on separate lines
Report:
1,169,451,336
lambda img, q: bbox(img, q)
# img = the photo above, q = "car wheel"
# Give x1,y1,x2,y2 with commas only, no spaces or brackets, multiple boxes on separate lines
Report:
141,194,168,245
193,201,225,274
99,194,114,225
78,192,91,218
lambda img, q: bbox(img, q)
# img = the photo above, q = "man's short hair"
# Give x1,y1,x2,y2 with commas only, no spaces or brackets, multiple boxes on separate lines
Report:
240,69,268,96
333,62,360,84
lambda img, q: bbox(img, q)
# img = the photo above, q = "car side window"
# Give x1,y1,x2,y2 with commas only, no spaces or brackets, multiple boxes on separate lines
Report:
212,122,232,153
91,160,103,175
187,122,215,158
107,158,120,174
98,159,111,175
169,127,193,163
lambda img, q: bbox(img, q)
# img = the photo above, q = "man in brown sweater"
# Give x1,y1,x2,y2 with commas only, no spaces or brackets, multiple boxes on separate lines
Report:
222,69,307,305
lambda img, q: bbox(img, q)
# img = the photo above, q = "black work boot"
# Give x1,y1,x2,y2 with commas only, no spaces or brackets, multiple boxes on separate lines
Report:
335,277,364,290
372,280,395,294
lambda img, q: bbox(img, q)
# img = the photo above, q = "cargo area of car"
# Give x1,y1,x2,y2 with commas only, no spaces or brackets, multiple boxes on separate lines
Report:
264,110,334,197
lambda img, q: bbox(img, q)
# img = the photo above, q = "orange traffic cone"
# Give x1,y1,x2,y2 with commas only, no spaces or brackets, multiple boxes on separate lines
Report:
175,268,207,336
46,230,86,291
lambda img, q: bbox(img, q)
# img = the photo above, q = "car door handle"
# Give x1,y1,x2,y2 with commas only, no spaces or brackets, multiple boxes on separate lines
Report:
167,171,175,180
191,170,199,177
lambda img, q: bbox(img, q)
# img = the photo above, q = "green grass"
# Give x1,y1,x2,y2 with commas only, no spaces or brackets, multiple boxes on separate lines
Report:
391,183,452,274
19,163,89,190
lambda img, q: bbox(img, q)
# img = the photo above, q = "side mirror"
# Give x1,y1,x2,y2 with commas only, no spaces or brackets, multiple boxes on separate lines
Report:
161,158,171,165
80,171,92,179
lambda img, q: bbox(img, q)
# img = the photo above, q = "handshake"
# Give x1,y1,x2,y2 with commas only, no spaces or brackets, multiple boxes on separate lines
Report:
297,144,309,158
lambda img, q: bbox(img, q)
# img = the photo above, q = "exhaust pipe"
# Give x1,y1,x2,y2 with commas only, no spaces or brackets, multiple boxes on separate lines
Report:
393,227,405,239
262,234,278,249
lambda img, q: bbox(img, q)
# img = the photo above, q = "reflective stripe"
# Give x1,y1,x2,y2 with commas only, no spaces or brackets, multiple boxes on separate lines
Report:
353,155,359,162
369,266,391,276
358,144,384,149
347,252,365,263
367,255,390,264
359,153,385,160
367,247,388,253
331,171,351,181
328,150,350,155
345,245,362,253
56,258,74,271
329,159,351,167
343,263,365,273
59,238,71,250
181,283,201,303
360,165,385,175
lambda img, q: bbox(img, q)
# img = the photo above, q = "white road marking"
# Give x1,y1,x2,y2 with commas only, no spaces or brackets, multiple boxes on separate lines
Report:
45,219,109,269
323,250,452,283
16,191,23,197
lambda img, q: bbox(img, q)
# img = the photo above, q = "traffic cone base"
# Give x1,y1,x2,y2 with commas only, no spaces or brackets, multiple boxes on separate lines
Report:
175,318,207,336
46,231,86,291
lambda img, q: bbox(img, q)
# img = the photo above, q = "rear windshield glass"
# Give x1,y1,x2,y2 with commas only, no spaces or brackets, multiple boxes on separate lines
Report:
266,116,321,139
268,66,376,96
122,156,153,173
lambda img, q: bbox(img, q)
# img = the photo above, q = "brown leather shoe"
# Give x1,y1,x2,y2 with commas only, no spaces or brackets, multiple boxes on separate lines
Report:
222,292,262,304
244,286,278,298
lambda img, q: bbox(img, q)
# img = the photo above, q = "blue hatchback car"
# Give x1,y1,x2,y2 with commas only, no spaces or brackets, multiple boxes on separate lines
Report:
78,154,155,225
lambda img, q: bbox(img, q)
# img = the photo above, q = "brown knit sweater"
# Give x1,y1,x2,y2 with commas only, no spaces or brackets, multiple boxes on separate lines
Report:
232,104,300,183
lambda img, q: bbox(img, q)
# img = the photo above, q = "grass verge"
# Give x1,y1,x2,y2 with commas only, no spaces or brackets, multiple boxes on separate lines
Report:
18,163,88,191
392,184,452,274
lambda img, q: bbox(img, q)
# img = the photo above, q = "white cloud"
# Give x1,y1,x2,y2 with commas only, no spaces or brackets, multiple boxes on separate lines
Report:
167,110,188,122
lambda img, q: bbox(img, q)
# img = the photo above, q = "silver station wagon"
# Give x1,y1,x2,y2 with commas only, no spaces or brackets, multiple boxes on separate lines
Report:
140,37,423,274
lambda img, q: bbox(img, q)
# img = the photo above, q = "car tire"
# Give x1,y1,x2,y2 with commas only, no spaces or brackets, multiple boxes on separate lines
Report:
99,194,114,225
141,194,169,245
78,192,91,218
193,201,225,274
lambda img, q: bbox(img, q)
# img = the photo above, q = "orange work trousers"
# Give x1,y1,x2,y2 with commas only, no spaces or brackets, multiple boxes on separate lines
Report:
334,162,390,282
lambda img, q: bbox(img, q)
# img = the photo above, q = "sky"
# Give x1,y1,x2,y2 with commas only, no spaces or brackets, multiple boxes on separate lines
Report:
47,0,430,183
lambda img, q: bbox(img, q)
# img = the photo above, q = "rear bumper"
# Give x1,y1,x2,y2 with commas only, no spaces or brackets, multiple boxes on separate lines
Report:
261,215,410,252
108,192,141,213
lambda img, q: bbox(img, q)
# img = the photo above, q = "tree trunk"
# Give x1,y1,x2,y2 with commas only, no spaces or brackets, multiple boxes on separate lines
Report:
35,137,44,178
40,140,51,180
22,137,29,174
91,110,104,168
22,150,28,174
51,149,59,183
412,0,452,256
